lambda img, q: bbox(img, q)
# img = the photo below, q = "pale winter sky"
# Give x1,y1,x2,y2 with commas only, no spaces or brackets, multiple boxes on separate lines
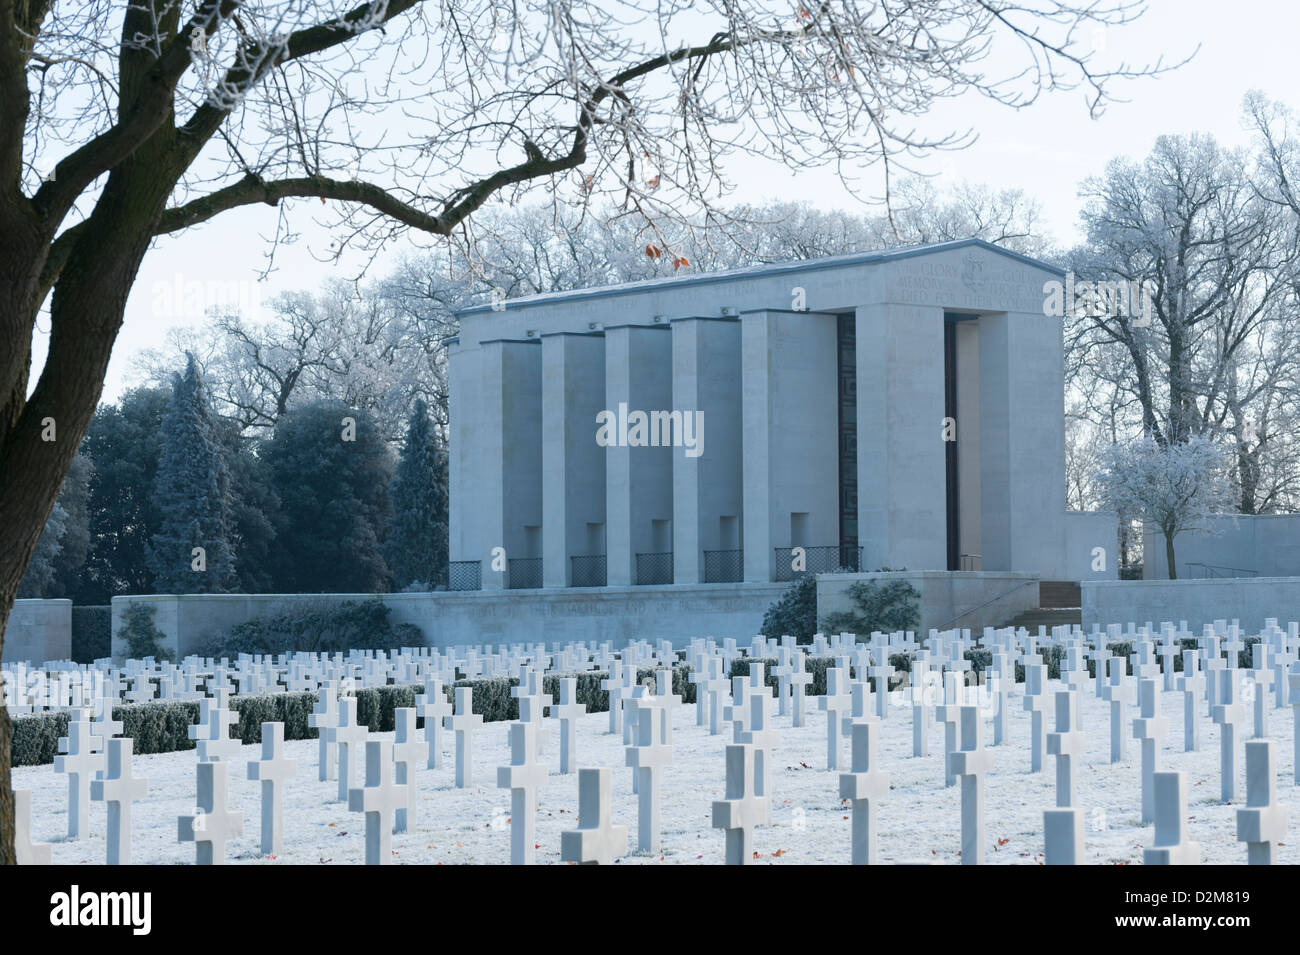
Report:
48,0,1299,403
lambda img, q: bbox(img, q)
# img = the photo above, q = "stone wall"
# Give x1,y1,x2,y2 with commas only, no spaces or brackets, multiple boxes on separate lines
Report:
3,599,73,664
1082,577,1300,634
1142,514,1300,580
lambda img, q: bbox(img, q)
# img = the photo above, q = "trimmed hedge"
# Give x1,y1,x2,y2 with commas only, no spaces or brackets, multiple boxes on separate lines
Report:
10,665,697,767
71,605,111,663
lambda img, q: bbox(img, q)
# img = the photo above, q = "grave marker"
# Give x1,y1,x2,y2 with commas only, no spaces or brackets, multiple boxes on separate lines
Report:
560,768,628,865
1236,739,1287,865
246,722,297,856
178,761,244,865
348,740,404,865
90,738,147,865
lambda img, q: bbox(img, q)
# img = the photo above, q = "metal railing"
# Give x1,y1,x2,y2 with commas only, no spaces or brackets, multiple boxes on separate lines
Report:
447,560,481,591
931,577,1039,631
571,554,608,587
1184,562,1258,579
507,557,543,590
702,549,744,583
773,544,864,581
635,552,674,586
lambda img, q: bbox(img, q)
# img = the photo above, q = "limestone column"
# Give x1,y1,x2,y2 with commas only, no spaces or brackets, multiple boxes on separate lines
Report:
741,311,775,582
672,318,742,583
478,339,542,590
542,333,607,588
605,325,673,586
979,311,1067,574
855,303,947,571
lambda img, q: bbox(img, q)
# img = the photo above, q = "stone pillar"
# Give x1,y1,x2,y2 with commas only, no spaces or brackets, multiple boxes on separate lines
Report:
855,303,946,571
605,325,673,586
478,339,542,590
542,333,607,588
979,311,1067,574
741,311,775,583
672,318,742,583
741,309,839,582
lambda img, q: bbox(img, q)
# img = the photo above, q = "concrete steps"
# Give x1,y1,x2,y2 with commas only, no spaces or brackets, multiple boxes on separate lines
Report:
988,581,1082,632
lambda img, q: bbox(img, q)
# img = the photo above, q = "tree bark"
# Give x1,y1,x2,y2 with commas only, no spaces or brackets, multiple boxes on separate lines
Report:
1164,530,1178,580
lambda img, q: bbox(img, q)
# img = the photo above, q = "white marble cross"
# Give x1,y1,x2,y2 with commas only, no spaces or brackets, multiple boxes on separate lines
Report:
601,660,627,735
90,737,147,864
819,667,852,770
1143,771,1201,865
1211,667,1246,803
1103,657,1135,764
1247,643,1273,739
1022,660,1049,773
1132,678,1168,825
1236,738,1287,865
178,760,244,865
13,788,51,865
723,675,750,735
446,686,485,788
190,692,240,763
625,699,673,853
934,671,965,788
789,651,813,728
1291,665,1300,785
308,682,339,781
246,721,297,856
712,743,768,865
689,656,713,727
839,719,890,865
908,657,934,757
392,708,422,833
1043,808,1085,865
741,688,782,799
1045,690,1084,809
418,678,452,770
869,647,894,721
560,767,628,865
553,677,587,774
1176,650,1204,753
54,715,103,839
498,720,547,865
949,705,993,865
349,739,404,865
329,696,369,802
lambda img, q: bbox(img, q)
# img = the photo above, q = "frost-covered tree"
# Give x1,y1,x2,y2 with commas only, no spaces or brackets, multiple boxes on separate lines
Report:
1095,435,1234,579
147,355,237,594
385,399,449,589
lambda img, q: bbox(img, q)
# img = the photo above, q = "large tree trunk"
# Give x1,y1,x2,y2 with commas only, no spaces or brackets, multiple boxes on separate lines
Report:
0,144,177,863
1164,530,1178,580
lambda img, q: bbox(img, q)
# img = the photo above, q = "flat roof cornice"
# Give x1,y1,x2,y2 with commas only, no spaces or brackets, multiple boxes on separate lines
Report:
454,238,1065,316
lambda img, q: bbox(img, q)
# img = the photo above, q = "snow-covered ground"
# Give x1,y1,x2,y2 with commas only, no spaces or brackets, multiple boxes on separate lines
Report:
13,676,1297,865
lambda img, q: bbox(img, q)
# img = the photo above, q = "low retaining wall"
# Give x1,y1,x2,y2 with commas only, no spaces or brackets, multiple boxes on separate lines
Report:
1082,577,1300,634
3,599,72,664
816,571,1040,634
112,582,792,660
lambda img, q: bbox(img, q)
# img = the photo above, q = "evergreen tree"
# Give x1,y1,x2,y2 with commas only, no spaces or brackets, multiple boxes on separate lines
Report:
78,387,170,601
384,399,449,589
265,400,392,593
147,355,237,593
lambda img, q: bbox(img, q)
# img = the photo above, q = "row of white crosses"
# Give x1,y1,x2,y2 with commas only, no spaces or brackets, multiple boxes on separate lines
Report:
16,619,1300,865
